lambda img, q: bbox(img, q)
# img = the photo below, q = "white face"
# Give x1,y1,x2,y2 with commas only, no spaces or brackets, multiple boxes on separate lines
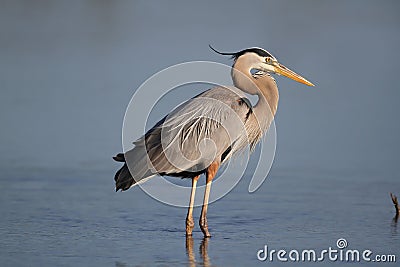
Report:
241,52,277,74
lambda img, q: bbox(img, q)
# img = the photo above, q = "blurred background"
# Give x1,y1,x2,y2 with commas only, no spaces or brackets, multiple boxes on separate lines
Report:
1,0,399,173
0,1,399,266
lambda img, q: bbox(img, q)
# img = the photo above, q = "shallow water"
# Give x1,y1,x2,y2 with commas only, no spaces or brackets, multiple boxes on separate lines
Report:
1,1,400,266
1,167,398,266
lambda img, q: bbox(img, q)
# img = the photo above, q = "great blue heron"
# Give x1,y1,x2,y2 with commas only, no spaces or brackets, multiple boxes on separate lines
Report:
114,45,314,237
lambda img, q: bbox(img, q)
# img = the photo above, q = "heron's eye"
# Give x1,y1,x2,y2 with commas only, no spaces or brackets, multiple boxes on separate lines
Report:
265,57,272,63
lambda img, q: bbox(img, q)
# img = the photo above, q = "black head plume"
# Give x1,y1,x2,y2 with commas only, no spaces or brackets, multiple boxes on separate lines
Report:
208,44,237,58
209,45,274,61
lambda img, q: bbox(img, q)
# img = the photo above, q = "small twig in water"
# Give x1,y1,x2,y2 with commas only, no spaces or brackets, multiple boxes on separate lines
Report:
390,193,400,217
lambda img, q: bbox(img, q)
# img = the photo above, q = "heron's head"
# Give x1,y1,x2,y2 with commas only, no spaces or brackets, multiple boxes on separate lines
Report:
209,45,314,87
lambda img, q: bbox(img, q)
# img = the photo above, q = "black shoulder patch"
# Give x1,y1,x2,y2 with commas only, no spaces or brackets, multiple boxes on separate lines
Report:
237,97,253,120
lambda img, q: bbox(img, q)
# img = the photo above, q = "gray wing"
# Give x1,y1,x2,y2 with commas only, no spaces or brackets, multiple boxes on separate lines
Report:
125,86,252,184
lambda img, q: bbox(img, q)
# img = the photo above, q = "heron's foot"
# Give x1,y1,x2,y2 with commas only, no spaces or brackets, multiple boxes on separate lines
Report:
186,216,195,236
199,217,211,238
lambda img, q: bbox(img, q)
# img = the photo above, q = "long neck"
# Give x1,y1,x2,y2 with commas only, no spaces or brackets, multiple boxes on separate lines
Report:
231,62,279,131
254,75,279,118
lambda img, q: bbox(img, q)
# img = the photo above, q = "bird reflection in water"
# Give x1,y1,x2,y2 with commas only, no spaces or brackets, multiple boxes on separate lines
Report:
186,236,212,267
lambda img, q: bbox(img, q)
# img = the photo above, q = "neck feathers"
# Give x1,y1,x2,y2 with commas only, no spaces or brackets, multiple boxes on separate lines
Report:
231,62,279,117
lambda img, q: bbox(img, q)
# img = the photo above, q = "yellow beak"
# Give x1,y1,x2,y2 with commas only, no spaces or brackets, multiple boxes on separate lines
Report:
274,63,315,86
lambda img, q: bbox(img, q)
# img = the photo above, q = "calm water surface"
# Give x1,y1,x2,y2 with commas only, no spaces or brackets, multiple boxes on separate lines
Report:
1,1,400,266
0,167,398,266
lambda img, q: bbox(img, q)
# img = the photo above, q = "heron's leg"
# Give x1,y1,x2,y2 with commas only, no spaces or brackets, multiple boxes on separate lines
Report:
200,161,220,238
186,175,200,236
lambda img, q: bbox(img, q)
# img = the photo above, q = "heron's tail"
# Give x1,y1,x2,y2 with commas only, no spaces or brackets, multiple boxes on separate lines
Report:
113,146,156,191
113,153,136,191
